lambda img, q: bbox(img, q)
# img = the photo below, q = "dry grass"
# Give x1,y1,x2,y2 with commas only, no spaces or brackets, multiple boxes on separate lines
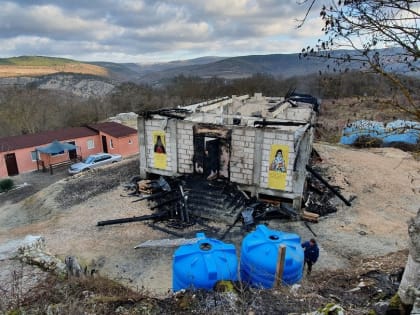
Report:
8,274,159,315
0,64,109,78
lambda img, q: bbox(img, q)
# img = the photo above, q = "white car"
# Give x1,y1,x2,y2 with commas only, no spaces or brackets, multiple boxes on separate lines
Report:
68,153,122,174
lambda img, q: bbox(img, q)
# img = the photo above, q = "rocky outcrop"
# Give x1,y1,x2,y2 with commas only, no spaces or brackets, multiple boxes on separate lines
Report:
0,74,116,98
15,236,67,276
0,235,67,277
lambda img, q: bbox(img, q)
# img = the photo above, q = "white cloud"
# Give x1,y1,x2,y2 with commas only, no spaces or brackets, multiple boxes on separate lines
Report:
0,0,326,62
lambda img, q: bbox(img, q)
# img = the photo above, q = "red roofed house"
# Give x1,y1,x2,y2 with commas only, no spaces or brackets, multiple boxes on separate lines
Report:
0,122,139,178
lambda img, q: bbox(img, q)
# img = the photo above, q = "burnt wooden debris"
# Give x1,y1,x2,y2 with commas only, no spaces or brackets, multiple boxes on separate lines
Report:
98,175,299,238
305,165,352,207
101,148,352,238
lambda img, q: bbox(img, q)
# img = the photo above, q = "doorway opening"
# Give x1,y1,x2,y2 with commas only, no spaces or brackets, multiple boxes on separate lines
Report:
101,136,108,153
5,153,19,176
67,141,77,160
192,125,231,180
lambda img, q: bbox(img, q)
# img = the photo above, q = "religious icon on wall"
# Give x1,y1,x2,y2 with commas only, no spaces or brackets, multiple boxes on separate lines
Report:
269,149,286,172
268,144,289,190
154,135,166,153
153,131,167,169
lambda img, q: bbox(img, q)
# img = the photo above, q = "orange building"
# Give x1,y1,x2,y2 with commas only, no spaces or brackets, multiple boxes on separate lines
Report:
0,122,139,178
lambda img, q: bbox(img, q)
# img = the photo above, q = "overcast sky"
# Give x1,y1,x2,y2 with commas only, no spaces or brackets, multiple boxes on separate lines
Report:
0,0,325,64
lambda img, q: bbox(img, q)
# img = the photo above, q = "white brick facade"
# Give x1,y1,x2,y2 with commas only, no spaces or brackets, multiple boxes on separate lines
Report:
138,93,317,208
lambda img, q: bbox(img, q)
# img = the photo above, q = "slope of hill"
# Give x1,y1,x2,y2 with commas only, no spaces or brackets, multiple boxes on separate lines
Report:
135,53,321,83
0,56,109,78
133,49,419,84
0,73,116,98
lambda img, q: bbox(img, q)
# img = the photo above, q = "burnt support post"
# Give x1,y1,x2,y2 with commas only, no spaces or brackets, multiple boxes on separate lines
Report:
168,119,179,174
138,116,148,178
252,128,263,190
274,245,286,288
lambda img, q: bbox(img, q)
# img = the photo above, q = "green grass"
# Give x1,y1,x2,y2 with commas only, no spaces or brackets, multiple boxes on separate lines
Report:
0,56,79,66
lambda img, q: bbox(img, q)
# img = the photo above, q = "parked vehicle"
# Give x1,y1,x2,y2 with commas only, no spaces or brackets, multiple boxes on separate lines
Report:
68,153,122,174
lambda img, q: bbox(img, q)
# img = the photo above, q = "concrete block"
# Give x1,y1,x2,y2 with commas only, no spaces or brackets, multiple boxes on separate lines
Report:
263,138,273,145
275,133,287,141
151,120,162,127
242,169,252,175
231,166,241,173
233,129,244,136
244,147,254,154
233,151,245,158
245,129,255,137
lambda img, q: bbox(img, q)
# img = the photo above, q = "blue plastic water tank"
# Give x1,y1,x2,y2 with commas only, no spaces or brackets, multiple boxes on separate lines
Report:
240,225,304,288
172,233,238,291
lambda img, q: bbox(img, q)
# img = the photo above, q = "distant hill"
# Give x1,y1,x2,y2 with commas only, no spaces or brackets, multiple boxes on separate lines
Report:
1,50,417,87
133,50,419,85
134,54,317,84
0,56,109,78
92,56,226,82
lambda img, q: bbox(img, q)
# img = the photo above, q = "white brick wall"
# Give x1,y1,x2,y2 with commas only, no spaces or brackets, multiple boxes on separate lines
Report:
176,121,194,173
230,127,256,185
144,118,299,193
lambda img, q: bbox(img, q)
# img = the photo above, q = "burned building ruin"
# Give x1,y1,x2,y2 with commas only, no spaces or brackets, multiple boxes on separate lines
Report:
137,93,318,216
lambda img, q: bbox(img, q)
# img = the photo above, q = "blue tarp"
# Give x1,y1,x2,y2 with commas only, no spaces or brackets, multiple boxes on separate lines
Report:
340,119,420,145
36,140,76,154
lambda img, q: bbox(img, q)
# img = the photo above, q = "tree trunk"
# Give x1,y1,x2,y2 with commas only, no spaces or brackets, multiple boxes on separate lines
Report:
398,209,420,307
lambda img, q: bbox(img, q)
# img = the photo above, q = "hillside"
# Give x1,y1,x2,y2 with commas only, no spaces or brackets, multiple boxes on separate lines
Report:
0,56,109,78
0,143,418,314
136,53,329,83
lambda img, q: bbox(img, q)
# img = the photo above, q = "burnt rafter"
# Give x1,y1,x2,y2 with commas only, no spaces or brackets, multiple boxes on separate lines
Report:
268,88,320,113
193,123,232,139
140,107,192,120
254,119,310,127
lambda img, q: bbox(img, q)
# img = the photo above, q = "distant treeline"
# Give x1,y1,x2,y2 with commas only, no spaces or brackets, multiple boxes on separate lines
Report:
0,71,418,137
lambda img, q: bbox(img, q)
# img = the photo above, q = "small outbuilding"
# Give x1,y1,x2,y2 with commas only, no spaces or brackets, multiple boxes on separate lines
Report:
0,121,139,178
